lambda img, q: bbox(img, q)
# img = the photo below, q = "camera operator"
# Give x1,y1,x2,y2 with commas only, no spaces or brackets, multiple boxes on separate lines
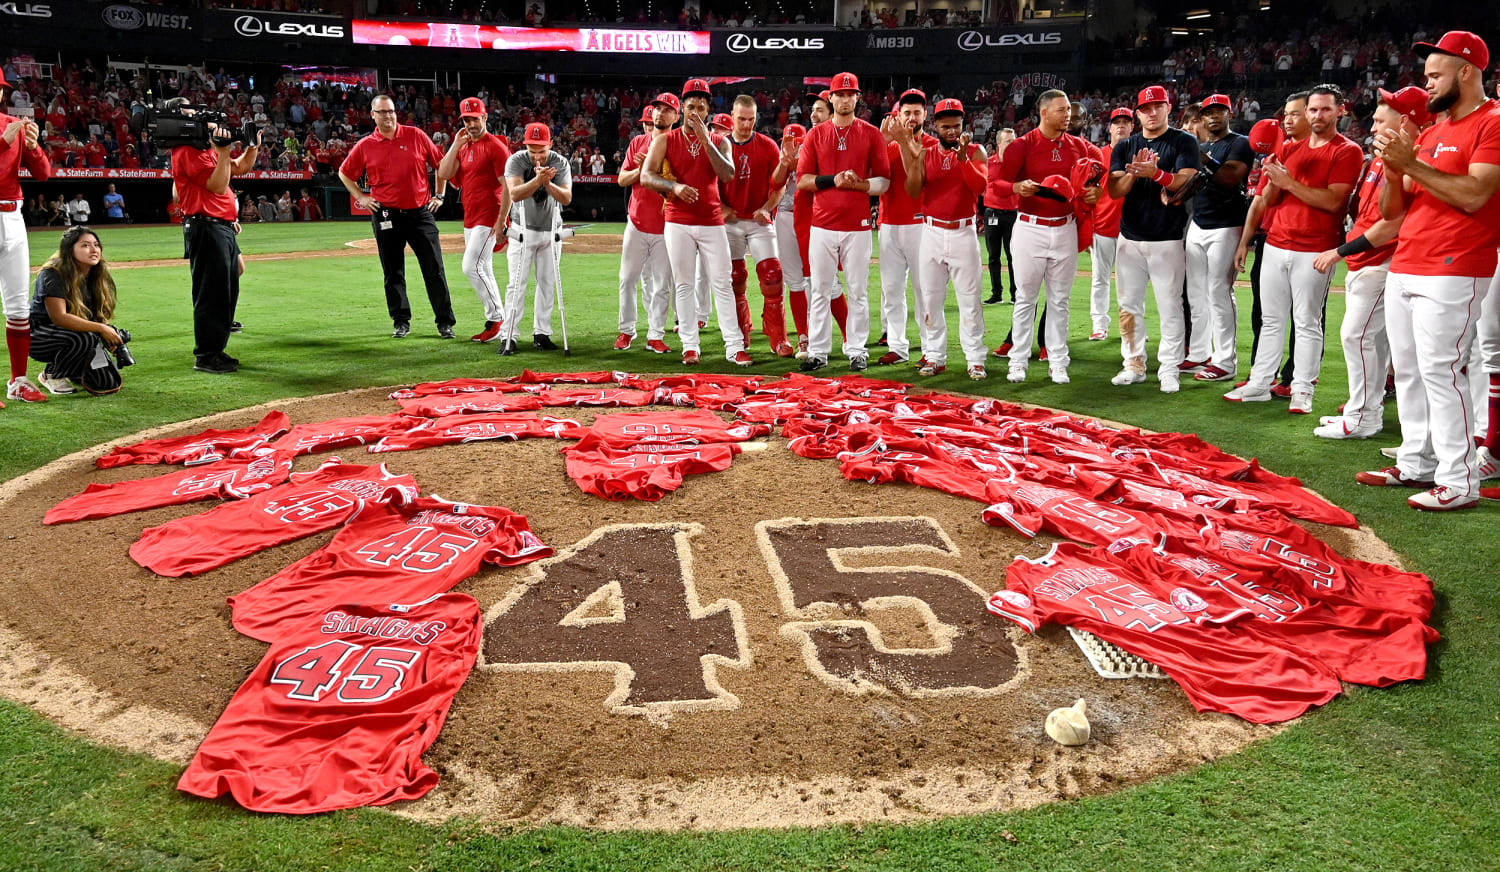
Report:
29,226,129,396
170,114,259,374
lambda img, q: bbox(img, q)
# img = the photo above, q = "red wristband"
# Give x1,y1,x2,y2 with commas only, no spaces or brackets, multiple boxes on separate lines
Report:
1153,169,1174,187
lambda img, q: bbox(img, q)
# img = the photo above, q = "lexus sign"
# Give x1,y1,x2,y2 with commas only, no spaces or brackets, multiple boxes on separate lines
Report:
206,9,348,41
725,33,824,53
956,29,1064,51
234,13,344,39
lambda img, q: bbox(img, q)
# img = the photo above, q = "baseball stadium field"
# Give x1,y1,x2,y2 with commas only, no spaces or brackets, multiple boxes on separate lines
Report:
1,219,1495,871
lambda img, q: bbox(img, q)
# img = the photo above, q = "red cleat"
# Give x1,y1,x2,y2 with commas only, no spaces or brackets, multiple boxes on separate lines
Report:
1038,347,1049,362
471,321,503,343
992,342,1013,358
613,332,633,350
1270,383,1293,399
682,350,700,366
731,350,753,367
773,341,795,358
647,339,672,354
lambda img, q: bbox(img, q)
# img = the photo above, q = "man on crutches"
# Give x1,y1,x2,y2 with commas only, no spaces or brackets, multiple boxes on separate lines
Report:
497,122,571,356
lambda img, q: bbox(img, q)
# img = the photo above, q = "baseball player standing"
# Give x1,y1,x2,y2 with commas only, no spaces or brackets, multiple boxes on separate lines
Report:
991,89,1096,384
983,127,1019,306
1359,31,1500,510
1088,108,1133,343
1309,87,1426,440
795,72,891,373
723,95,797,358
1225,84,1360,412
1,70,51,405
1107,85,1203,392
774,124,809,355
896,99,988,379
436,96,512,344
497,122,572,356
1184,94,1255,383
876,89,937,367
641,79,748,366
613,93,678,354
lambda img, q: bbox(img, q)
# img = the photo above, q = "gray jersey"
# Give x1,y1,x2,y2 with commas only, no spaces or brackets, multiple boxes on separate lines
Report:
505,149,571,231
777,173,796,213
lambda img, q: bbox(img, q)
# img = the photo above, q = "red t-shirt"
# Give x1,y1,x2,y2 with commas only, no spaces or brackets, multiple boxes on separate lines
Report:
796,117,891,232
83,142,107,167
339,125,444,211
984,150,1020,211
177,592,482,813
920,142,987,222
881,134,938,226
170,146,239,222
624,134,666,235
1344,157,1396,271
1391,101,1500,276
96,410,290,469
990,128,1093,219
1093,185,1124,237
454,132,510,229
1266,134,1362,252
661,127,728,227
44,451,292,525
722,131,784,217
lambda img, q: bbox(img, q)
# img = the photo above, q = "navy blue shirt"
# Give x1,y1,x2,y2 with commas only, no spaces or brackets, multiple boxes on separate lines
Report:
1110,127,1201,241
1192,132,1255,229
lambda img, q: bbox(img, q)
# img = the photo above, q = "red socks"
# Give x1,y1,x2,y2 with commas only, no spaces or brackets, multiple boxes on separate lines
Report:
1487,373,1500,449
830,295,849,342
790,290,808,337
6,321,29,383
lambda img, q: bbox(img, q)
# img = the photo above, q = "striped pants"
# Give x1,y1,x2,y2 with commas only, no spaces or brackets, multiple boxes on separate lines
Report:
29,322,121,394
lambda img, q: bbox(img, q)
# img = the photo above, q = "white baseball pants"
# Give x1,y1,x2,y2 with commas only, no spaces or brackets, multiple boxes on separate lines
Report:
1115,236,1186,378
617,219,671,340
461,225,505,323
775,211,806,292
917,222,985,368
879,222,923,359
1009,217,1076,369
808,226,872,361
1337,264,1390,429
1387,271,1487,495
1246,244,1332,393
725,219,778,263
1,208,29,321
1467,263,1500,440
694,252,715,327
1089,234,1117,336
666,221,744,359
1186,223,1242,373
500,231,558,341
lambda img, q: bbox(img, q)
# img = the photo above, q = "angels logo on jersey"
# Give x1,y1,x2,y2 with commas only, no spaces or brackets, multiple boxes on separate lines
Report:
1169,587,1210,613
737,152,751,179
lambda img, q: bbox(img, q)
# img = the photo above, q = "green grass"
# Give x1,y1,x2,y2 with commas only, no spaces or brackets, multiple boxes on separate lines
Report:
1,224,1495,871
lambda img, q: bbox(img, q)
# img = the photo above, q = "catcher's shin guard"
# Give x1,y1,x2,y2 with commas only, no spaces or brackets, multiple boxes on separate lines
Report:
756,258,787,348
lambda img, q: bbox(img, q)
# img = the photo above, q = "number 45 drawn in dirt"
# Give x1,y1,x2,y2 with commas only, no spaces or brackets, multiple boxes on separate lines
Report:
479,519,1025,721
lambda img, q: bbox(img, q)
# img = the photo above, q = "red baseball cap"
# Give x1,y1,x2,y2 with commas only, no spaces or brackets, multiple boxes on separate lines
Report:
651,92,681,113
460,97,486,118
897,88,928,106
710,113,733,130
1034,174,1075,203
1109,107,1135,122
818,89,833,103
1137,85,1170,108
1201,93,1232,111
1072,156,1106,190
1415,31,1489,71
640,105,655,122
523,122,551,146
933,98,964,118
1378,86,1432,127
1247,118,1285,155
830,72,860,93
682,78,713,101
782,123,807,141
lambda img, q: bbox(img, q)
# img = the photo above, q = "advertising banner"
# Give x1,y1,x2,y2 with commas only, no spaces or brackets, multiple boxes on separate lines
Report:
353,21,710,54
23,168,314,180
712,24,1077,56
98,3,197,34
205,9,348,42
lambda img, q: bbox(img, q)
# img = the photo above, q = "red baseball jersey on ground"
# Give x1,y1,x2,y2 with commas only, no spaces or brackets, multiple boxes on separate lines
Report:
796,118,891,232
563,434,742,501
389,378,532,399
881,133,939,226
1390,101,1500,276
130,460,419,578
990,129,1093,218
230,498,550,643
513,368,623,384
1265,134,1362,252
1343,157,1396,271
989,542,1343,723
920,142,987,222
619,372,770,391
370,413,586,453
984,150,1020,211
981,479,1202,544
398,392,545,417
339,125,445,210
587,409,770,445
45,451,292,525
624,134,667,234
537,388,658,408
97,411,290,469
651,385,749,410
661,127,728,227
722,131,784,217
271,415,424,456
454,132,511,229
177,592,481,813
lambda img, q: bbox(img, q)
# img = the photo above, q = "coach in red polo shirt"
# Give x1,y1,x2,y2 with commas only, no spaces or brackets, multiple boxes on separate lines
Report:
338,94,455,339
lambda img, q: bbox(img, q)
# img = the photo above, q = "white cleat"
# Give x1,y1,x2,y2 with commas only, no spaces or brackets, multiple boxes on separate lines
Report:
1159,374,1180,394
1049,367,1070,385
1313,417,1381,440
1111,369,1147,386
1223,384,1272,402
1007,367,1026,383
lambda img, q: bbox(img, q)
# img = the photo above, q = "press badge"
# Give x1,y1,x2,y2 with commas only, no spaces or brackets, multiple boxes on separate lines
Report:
379,220,394,230
988,215,999,226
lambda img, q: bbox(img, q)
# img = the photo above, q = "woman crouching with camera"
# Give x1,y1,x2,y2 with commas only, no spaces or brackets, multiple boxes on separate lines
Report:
29,226,130,396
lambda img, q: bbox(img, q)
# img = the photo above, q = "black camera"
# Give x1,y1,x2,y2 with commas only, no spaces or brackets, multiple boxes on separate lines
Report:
145,97,257,150
113,328,135,368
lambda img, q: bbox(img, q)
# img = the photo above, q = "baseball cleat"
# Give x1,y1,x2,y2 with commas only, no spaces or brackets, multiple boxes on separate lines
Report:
391,322,411,339
1223,384,1272,402
984,292,1003,305
1111,369,1147,386
1477,445,1499,480
800,356,828,372
848,355,869,372
731,351,754,367
795,336,810,360
682,350,701,366
1177,359,1208,373
614,333,633,350
37,370,75,395
1314,417,1381,439
968,365,987,381
1288,390,1313,414
193,354,237,374
497,339,518,356
773,341,796,358
876,332,888,346
876,351,907,366
471,321,502,343
1408,486,1479,511
438,325,456,339
1380,446,1399,459
533,334,558,351
1049,366,1070,385
1270,383,1293,399
6,376,48,402
992,342,1013,358
1355,466,1433,488
1038,348,1050,362
647,339,672,354
1160,374,1180,394
1088,331,1107,341
1007,367,1026,383
1194,365,1236,382
917,362,946,376
230,321,244,333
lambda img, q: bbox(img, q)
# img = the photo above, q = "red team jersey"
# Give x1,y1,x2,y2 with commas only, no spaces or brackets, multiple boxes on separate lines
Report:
796,118,891,231
1389,101,1500,277
388,378,531,399
130,460,419,577
370,412,587,453
1092,184,1123,238
0,113,52,199
920,142,987,222
881,133,939,226
45,451,292,525
454,132,511,229
271,414,423,456
984,150,1020,212
662,127,728,226
563,432,742,501
1343,157,1396,271
991,129,1094,218
398,392,545,417
624,134,667,234
97,411,290,469
229,497,551,643
1265,135,1363,252
722,131,784,217
178,592,482,813
587,409,770,445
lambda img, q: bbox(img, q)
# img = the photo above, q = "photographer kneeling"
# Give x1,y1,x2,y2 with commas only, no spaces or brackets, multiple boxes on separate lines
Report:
30,226,129,396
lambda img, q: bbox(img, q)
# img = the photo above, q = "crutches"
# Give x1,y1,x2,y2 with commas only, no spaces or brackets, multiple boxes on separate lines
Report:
551,214,577,355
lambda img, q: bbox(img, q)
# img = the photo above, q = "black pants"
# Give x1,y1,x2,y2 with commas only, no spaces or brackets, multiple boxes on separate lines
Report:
29,321,122,394
984,208,1017,299
183,215,240,361
373,208,454,328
